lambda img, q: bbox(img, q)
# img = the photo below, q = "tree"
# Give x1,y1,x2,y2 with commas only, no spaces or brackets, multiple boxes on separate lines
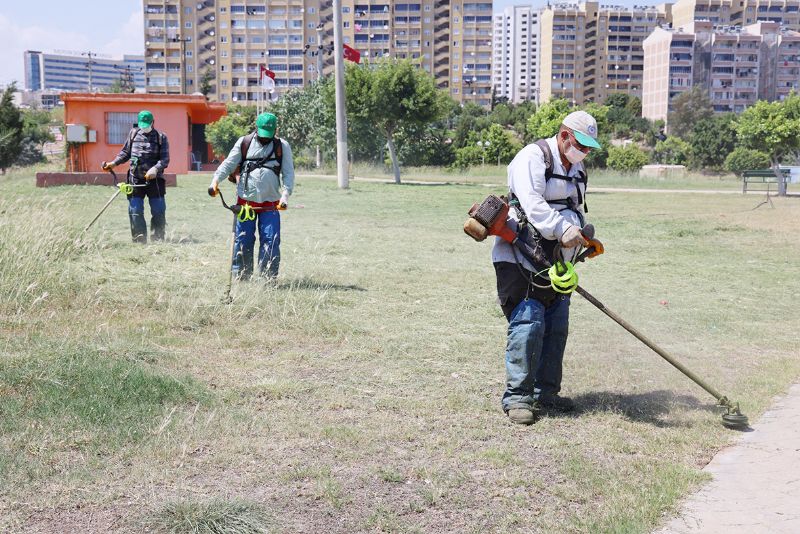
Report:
0,83,23,173
394,123,455,167
205,104,258,157
735,94,800,195
342,59,448,183
687,114,736,171
451,102,491,149
16,108,55,166
453,124,522,169
200,68,214,98
606,144,650,172
652,136,690,165
724,147,771,176
107,78,125,93
269,79,335,158
667,86,713,139
526,98,571,141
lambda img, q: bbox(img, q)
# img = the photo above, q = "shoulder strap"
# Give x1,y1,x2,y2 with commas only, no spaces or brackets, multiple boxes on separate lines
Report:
240,132,256,162
128,128,139,148
534,139,554,179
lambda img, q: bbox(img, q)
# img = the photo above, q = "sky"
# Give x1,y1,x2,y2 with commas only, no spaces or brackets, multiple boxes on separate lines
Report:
1,0,647,87
0,0,143,86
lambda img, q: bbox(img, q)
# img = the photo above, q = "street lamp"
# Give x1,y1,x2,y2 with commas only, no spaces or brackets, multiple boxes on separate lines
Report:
477,140,491,166
171,34,192,94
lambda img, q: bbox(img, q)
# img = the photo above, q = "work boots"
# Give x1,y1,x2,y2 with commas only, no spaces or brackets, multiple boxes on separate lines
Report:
506,403,541,425
129,211,147,244
151,212,166,241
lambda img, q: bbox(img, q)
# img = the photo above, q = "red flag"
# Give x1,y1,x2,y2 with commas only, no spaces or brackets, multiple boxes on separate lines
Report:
260,65,275,80
343,43,361,64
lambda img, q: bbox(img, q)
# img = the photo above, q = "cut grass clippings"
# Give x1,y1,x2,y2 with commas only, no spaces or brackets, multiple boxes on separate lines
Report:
1,167,798,532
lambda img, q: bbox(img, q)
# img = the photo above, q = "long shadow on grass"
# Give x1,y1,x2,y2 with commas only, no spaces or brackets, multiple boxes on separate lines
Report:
551,390,717,428
276,277,366,292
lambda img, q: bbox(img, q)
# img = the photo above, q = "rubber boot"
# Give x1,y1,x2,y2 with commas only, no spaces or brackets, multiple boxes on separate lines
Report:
149,196,167,241
128,198,147,244
151,212,166,241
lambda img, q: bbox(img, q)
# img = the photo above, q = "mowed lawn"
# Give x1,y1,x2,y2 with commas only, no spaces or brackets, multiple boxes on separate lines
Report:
1,168,799,533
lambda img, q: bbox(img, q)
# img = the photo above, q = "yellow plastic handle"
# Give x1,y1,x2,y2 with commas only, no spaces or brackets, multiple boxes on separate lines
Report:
119,183,133,195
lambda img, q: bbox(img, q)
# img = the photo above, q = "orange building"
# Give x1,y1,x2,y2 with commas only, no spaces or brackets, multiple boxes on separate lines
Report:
62,93,226,174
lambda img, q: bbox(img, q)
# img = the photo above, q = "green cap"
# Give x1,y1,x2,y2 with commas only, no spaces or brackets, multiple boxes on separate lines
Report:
256,112,277,138
137,110,154,129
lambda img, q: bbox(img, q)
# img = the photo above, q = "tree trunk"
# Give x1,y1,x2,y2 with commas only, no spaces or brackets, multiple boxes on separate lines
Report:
386,131,401,184
315,145,321,168
771,156,787,197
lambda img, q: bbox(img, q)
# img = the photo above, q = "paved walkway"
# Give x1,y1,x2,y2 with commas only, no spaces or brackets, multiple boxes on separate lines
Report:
657,383,800,534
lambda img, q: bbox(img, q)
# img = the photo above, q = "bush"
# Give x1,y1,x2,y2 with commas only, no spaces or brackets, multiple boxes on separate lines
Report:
606,144,650,172
653,136,690,165
724,147,771,176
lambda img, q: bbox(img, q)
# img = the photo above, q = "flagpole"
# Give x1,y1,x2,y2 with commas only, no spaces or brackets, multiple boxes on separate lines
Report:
332,0,349,189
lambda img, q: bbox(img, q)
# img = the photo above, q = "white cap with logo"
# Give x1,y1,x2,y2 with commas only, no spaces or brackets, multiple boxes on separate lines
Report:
562,110,601,149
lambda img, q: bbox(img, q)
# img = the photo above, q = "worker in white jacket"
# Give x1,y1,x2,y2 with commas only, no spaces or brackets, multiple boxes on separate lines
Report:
209,112,294,280
492,110,600,425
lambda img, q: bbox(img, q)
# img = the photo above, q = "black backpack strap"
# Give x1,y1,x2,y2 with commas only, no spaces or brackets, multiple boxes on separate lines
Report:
534,139,554,179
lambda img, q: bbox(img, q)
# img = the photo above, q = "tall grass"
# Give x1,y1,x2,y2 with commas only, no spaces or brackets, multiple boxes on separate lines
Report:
143,499,272,534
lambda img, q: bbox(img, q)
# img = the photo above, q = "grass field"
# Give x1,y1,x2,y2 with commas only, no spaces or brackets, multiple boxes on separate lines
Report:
1,166,799,533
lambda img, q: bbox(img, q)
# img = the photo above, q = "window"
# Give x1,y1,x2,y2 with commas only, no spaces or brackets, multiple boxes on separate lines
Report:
186,50,193,57
106,112,138,144
219,7,226,12
187,65,193,72
221,79,228,87
308,7,315,13
185,22,192,28
185,7,191,14
343,6,350,12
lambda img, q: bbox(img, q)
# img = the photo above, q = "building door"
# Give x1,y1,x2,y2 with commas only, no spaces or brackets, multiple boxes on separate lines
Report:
191,123,208,163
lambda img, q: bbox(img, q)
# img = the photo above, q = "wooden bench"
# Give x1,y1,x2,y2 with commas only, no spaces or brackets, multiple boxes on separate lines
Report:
742,169,791,193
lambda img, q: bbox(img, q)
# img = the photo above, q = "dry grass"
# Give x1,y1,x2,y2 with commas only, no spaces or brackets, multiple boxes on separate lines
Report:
1,167,799,533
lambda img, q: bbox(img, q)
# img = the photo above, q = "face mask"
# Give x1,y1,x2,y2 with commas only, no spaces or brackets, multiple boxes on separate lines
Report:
141,125,153,134
565,140,588,164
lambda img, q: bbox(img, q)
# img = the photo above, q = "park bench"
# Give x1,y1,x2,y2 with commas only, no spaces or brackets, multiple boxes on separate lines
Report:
741,169,791,194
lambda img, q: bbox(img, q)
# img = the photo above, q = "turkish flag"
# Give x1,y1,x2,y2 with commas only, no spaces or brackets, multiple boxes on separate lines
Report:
260,65,275,80
343,43,361,64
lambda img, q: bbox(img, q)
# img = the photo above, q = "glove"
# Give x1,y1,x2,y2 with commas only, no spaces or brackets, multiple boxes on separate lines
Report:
278,191,289,210
145,166,158,180
208,178,219,197
560,225,588,248
102,161,115,171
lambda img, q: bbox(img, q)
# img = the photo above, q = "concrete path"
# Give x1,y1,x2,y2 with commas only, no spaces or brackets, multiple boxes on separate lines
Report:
657,383,800,534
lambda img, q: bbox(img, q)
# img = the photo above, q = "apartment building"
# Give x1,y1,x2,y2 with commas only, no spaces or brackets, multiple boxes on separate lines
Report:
24,50,145,92
642,20,800,123
672,0,800,31
493,6,540,104
143,0,492,106
538,2,670,105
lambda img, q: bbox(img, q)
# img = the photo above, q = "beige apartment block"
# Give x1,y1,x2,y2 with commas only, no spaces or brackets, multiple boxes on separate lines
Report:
672,0,800,32
643,20,799,125
143,0,492,106
539,2,670,106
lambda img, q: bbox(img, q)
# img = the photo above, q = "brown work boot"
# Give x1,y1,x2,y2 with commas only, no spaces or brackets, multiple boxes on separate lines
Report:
507,407,538,425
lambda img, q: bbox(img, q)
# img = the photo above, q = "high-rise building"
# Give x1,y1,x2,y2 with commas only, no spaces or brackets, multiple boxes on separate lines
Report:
493,6,540,103
143,0,493,106
672,0,800,32
642,20,800,124
23,51,145,92
538,2,671,105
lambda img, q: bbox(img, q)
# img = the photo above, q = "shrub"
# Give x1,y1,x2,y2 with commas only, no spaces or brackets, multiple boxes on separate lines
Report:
606,144,650,172
723,147,771,176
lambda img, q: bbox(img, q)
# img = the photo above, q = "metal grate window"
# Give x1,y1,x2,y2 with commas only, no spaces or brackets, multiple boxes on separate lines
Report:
106,112,138,144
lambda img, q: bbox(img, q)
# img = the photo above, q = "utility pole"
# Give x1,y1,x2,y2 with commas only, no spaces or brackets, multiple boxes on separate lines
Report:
81,51,98,91
332,0,349,189
316,23,324,168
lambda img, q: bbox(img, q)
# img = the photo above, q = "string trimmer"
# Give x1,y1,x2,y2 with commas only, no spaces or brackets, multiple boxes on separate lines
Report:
84,162,147,232
208,185,244,304
464,195,749,430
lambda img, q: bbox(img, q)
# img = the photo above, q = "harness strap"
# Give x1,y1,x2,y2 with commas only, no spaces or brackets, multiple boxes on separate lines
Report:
534,139,589,213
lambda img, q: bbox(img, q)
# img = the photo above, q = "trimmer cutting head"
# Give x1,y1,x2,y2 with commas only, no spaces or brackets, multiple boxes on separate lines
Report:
719,399,749,429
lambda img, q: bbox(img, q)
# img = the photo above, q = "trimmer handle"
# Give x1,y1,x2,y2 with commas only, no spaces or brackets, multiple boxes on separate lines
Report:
208,186,218,197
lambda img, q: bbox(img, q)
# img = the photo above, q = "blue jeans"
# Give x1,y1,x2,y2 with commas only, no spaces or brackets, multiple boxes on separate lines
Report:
128,195,166,243
232,210,280,279
503,296,570,411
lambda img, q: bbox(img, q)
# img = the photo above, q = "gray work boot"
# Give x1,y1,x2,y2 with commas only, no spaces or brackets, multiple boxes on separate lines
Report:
537,394,575,412
507,407,538,425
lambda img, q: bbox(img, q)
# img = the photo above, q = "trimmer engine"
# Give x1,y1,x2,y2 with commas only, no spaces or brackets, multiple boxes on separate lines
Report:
463,195,517,243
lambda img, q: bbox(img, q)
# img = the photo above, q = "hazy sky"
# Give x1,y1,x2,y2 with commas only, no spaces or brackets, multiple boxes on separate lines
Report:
2,0,647,87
